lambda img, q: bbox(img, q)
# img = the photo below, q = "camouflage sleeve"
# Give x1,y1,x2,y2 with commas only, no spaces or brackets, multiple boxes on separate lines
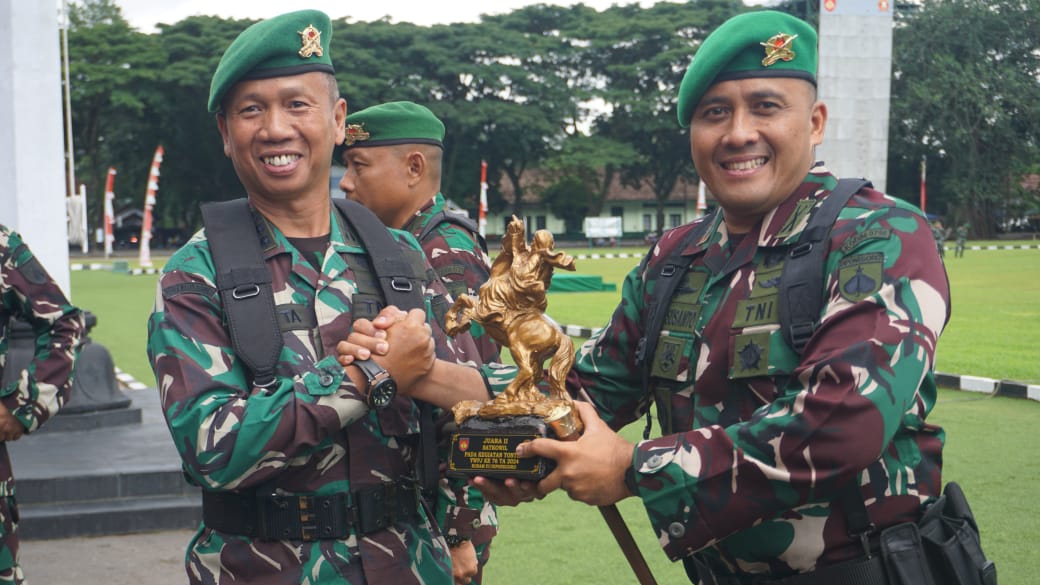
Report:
422,225,501,365
564,262,653,427
0,227,84,433
146,246,370,491
629,202,950,559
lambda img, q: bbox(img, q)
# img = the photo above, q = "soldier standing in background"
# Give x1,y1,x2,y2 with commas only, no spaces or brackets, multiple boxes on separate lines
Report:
0,225,84,584
955,222,969,257
932,220,947,258
339,101,499,585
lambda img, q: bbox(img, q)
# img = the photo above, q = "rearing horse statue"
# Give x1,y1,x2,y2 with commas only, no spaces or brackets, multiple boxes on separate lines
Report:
446,216,576,407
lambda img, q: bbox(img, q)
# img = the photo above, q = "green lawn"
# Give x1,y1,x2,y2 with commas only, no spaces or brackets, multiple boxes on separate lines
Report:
65,241,1038,582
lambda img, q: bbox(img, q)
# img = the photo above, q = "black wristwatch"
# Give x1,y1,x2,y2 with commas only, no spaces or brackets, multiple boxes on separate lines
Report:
354,358,397,410
444,533,472,548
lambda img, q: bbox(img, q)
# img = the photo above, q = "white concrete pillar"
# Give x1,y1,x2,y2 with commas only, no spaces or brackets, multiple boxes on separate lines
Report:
816,0,894,193
0,1,72,296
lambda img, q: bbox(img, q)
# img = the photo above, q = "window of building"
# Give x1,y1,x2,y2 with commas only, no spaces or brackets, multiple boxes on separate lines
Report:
643,214,653,231
670,213,682,228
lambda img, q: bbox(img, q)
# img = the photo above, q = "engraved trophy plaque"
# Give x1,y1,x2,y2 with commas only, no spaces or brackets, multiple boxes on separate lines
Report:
445,216,584,479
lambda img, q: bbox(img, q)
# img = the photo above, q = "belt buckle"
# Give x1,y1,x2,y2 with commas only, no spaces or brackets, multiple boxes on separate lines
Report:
297,494,318,542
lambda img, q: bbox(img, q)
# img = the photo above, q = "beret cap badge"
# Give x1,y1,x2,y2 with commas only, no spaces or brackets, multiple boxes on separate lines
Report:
761,33,798,67
344,123,370,146
298,24,323,58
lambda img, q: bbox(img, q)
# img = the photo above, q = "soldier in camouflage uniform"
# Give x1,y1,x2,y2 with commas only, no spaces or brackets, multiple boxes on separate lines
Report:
0,225,84,584
931,221,947,258
468,11,951,585
337,10,952,585
955,223,969,257
339,101,498,585
146,11,492,585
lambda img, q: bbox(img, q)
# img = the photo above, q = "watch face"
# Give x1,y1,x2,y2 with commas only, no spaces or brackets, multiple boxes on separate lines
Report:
368,379,397,409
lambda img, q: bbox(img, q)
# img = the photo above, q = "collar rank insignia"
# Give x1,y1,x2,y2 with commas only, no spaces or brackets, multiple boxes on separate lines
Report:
298,24,323,58
344,123,370,146
761,33,798,67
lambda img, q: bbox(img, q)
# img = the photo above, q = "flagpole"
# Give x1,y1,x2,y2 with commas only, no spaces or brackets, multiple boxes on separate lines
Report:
61,0,75,201
139,145,163,268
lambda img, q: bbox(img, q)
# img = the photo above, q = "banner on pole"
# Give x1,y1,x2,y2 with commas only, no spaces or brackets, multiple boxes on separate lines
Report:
104,167,116,258
479,160,488,238
139,145,163,267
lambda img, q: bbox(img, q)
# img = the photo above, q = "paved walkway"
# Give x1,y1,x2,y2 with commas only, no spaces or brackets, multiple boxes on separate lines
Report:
20,529,193,585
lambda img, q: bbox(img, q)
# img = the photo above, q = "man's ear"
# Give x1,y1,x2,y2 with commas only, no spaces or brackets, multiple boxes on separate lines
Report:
216,114,231,157
334,97,348,145
810,100,828,147
406,151,426,186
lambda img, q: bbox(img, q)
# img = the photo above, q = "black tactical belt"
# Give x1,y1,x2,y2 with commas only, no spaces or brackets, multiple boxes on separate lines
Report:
202,481,421,541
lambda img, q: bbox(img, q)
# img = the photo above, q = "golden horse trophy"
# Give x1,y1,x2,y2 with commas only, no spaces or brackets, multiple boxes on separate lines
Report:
444,216,584,479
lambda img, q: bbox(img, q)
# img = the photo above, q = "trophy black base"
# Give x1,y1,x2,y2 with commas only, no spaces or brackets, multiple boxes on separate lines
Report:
447,415,557,480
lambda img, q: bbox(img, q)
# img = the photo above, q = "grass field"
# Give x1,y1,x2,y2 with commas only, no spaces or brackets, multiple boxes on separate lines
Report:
65,241,1039,583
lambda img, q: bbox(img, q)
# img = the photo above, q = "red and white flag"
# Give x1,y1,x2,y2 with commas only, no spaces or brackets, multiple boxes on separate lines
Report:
696,179,708,218
920,156,927,214
139,145,163,268
103,167,116,258
478,160,488,238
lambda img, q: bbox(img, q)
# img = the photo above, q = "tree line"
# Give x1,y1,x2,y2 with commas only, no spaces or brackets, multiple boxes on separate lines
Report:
64,0,1039,240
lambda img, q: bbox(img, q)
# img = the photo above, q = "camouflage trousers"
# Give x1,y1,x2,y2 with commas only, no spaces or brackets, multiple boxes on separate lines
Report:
0,496,22,585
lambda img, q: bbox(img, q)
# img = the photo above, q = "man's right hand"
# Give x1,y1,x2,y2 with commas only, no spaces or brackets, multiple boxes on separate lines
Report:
338,307,435,393
0,402,25,442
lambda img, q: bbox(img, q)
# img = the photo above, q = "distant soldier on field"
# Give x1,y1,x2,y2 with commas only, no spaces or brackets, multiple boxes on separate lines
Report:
955,223,969,257
931,220,947,258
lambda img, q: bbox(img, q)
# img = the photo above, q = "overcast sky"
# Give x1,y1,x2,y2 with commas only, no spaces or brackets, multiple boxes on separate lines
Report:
114,0,651,32
112,0,771,33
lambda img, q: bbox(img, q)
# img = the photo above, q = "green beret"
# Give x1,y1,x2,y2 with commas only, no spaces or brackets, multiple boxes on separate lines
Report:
208,10,335,113
677,11,817,127
343,101,445,149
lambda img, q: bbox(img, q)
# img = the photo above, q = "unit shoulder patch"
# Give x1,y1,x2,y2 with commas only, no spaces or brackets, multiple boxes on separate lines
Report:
840,228,892,254
837,252,884,302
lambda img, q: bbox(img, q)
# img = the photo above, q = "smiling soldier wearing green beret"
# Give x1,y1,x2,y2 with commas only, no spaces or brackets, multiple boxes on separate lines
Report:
327,9,968,585
339,101,500,585
147,10,492,585
443,9,955,585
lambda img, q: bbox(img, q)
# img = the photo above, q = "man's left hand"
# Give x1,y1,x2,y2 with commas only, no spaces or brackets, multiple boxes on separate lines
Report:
449,539,478,585
0,403,25,442
518,401,635,506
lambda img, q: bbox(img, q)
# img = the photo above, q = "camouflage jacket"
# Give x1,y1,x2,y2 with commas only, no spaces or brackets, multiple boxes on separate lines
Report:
147,203,485,585
404,193,500,365
0,225,84,496
404,193,500,551
484,165,950,579
575,166,949,578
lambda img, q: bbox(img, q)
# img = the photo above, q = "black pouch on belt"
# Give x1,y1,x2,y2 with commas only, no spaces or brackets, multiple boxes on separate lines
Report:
917,482,998,585
881,522,936,585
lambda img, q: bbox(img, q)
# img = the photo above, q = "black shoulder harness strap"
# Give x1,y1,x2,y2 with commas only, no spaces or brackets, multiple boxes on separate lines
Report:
202,197,437,500
200,199,282,388
332,198,425,311
417,209,489,256
636,177,869,382
777,178,870,354
634,211,718,381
